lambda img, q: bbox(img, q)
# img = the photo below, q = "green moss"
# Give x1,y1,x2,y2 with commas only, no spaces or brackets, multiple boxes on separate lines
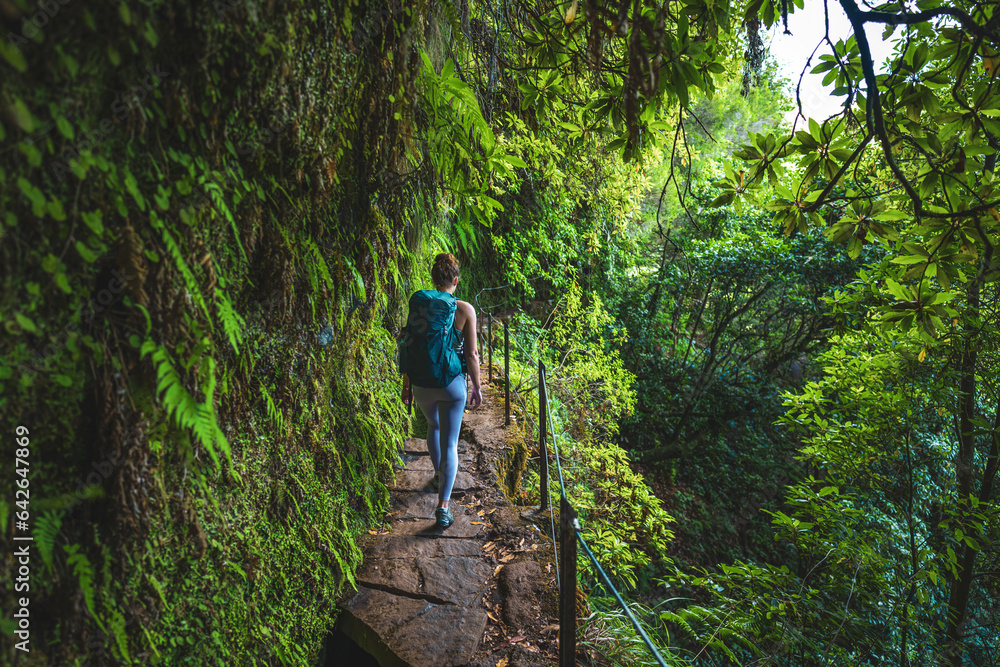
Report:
495,416,530,503
0,1,445,663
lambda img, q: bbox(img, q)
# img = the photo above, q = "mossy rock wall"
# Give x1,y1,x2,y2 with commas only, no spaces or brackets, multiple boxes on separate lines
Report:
0,1,451,663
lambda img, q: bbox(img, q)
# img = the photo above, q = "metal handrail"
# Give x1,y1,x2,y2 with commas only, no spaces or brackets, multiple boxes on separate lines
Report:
479,285,671,667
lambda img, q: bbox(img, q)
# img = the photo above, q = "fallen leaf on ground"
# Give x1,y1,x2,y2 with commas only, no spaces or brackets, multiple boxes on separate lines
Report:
496,658,509,667
487,611,499,622
471,521,484,525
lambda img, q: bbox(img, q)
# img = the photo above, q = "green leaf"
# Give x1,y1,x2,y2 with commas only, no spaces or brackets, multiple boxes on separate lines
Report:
76,241,100,263
501,154,528,169
890,255,930,265
15,313,37,333
886,278,911,301
46,198,66,222
874,210,909,221
55,273,72,294
41,254,61,273
17,177,46,214
926,291,956,305
8,96,34,132
0,39,28,73
82,210,104,235
56,116,74,140
19,141,42,167
123,170,146,211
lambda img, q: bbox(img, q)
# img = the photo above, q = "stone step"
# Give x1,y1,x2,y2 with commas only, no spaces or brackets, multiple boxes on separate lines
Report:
340,586,488,667
387,514,484,539
389,470,476,494
401,438,472,456
401,454,474,471
355,555,492,607
390,491,480,520
363,536,482,560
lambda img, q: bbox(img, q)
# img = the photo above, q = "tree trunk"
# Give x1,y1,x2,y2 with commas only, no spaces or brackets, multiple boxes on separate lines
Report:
940,282,979,666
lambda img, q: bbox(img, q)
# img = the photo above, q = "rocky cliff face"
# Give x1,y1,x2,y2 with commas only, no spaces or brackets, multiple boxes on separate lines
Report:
0,1,448,662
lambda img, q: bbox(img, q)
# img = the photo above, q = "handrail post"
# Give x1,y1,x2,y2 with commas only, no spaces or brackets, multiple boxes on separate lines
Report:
488,316,493,384
559,496,578,667
539,360,548,512
503,320,510,427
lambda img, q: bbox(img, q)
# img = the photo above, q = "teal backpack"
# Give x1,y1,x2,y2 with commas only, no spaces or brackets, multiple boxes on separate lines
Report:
398,290,463,388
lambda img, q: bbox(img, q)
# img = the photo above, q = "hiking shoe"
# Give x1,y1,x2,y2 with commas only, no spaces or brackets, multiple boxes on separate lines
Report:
435,507,454,528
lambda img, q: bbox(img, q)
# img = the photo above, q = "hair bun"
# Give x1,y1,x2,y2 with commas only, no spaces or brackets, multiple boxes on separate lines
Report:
431,253,460,287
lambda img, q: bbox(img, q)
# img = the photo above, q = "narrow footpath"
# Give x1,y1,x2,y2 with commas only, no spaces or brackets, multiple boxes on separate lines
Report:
337,367,561,667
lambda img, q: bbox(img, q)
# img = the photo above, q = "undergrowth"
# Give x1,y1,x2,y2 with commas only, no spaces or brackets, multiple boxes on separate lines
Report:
503,286,677,593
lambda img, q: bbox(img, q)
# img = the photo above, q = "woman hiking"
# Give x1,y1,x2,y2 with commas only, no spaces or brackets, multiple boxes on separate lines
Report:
400,253,483,528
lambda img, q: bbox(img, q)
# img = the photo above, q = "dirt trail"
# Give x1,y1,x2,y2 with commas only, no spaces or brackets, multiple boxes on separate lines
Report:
338,369,561,667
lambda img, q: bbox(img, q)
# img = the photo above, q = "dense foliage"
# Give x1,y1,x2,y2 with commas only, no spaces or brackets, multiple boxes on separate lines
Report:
452,0,1000,664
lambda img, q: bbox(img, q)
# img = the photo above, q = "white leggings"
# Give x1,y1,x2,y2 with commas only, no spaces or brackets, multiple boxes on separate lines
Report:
412,374,467,503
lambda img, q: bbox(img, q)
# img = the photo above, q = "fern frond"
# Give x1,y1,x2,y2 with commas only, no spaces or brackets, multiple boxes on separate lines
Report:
304,237,336,319
304,238,334,291
150,212,212,325
109,607,131,664
215,287,246,353
64,543,104,633
197,355,232,467
205,180,248,262
442,76,494,153
260,382,284,435
34,510,63,576
363,239,387,311
342,257,366,303
140,339,231,470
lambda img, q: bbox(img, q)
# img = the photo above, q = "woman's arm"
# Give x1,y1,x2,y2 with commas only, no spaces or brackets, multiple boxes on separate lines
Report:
460,302,482,408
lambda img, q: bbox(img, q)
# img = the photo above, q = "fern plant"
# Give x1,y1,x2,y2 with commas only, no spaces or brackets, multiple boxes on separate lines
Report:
34,510,63,577
150,211,213,325
214,287,246,353
64,543,104,633
418,52,527,246
579,596,684,666
303,236,335,321
659,604,762,663
107,607,132,664
204,174,248,263
140,338,232,470
260,382,284,436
